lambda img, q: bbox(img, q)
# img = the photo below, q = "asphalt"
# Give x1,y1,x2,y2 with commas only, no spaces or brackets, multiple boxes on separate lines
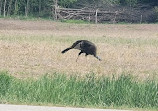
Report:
0,104,132,111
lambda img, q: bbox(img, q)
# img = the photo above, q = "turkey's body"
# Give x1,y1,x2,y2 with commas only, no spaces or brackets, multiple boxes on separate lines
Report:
61,40,101,61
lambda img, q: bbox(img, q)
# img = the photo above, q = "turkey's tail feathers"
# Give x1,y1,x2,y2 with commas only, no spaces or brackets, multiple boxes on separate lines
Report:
61,47,72,54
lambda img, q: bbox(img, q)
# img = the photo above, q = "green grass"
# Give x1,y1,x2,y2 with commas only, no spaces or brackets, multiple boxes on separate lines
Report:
0,15,90,23
0,72,157,110
0,15,53,21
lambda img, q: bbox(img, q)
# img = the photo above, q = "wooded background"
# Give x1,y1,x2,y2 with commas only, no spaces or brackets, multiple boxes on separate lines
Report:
0,0,158,23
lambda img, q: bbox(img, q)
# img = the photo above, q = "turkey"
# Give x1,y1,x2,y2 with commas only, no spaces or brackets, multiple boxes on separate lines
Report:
61,40,101,61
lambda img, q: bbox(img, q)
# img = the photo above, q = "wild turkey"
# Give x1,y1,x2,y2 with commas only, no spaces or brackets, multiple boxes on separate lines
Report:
61,40,101,61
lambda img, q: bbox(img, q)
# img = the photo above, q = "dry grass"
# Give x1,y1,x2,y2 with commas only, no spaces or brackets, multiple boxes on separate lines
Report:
0,18,158,79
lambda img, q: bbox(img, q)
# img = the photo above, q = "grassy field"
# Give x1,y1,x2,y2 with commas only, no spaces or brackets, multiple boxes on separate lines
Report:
0,18,158,79
0,18,158,110
0,72,157,110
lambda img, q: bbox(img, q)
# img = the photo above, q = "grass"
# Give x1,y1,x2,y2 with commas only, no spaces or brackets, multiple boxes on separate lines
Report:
0,15,53,21
0,18,158,110
0,72,157,110
1,34,158,46
1,33,158,80
0,19,158,79
61,19,90,24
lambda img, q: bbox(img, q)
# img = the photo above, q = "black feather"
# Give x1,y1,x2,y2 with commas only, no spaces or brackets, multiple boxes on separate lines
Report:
61,47,72,53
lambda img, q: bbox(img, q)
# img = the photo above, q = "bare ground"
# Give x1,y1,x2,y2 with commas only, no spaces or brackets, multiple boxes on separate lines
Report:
0,18,158,79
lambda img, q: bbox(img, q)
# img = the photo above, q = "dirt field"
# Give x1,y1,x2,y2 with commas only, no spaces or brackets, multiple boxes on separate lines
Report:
0,18,158,79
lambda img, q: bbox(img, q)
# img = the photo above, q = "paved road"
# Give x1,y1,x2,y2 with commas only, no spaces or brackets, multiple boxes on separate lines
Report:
0,104,132,111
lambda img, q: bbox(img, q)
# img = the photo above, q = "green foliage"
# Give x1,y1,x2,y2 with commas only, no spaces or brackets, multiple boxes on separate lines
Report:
0,72,157,109
154,6,158,22
139,0,158,5
118,0,158,6
59,0,77,7
0,0,157,22
119,0,138,6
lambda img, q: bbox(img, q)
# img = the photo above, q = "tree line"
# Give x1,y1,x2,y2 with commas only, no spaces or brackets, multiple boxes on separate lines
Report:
0,0,157,22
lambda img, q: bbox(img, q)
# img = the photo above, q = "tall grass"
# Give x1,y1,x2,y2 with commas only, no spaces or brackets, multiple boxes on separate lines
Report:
0,72,157,109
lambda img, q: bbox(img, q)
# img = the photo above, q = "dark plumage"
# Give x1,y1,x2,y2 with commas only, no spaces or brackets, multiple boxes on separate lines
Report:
61,40,101,61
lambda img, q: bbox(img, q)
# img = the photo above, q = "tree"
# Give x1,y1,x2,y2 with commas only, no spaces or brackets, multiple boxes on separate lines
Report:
14,0,19,15
38,0,41,15
0,0,3,16
3,0,6,17
7,0,13,16
25,0,30,17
